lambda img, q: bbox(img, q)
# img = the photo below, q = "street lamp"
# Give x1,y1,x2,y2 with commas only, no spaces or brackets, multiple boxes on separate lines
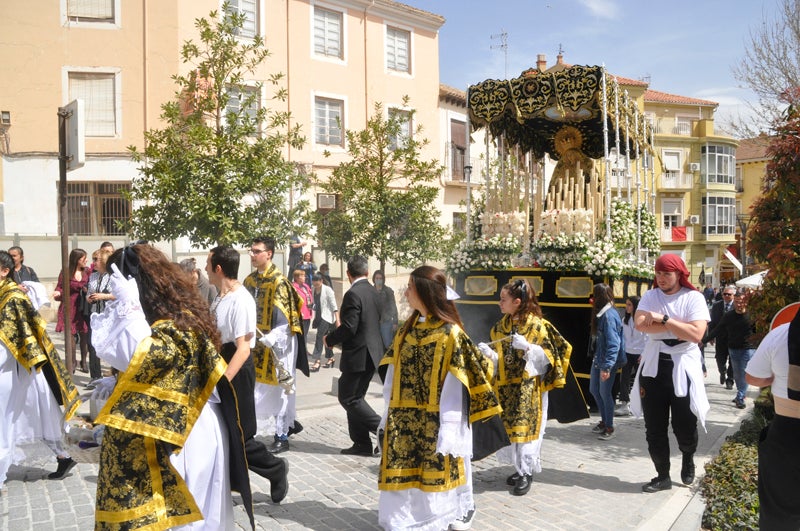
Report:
737,214,751,276
464,164,473,244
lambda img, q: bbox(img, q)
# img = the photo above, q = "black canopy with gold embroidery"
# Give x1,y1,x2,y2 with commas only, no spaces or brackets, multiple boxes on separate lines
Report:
468,65,651,161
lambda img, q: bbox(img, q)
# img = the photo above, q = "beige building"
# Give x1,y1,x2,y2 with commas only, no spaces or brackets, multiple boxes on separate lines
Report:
735,135,771,274
0,0,446,278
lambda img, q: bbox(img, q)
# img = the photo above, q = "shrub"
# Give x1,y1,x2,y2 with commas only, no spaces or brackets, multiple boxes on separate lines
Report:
700,406,771,530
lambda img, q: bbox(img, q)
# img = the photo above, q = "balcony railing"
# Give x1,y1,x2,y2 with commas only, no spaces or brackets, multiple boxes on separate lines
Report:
661,171,693,189
661,225,694,242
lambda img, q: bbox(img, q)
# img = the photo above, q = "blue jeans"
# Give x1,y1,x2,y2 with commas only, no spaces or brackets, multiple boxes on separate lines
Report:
590,362,617,429
728,348,755,401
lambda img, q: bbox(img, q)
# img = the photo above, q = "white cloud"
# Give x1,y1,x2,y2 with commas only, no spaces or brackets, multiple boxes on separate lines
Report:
578,0,620,19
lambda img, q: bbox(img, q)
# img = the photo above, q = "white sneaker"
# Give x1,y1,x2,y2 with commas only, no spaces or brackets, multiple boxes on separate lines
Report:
450,509,475,530
614,402,631,417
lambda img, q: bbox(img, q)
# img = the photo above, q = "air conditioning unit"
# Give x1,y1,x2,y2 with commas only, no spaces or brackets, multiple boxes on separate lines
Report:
689,162,700,172
688,214,700,224
0,111,10,126
317,193,337,210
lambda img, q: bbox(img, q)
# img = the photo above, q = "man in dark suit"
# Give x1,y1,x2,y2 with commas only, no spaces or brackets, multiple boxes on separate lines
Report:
324,255,384,456
706,285,736,389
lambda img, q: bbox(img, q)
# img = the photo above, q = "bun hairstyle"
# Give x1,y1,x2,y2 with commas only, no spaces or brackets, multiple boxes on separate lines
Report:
502,278,542,319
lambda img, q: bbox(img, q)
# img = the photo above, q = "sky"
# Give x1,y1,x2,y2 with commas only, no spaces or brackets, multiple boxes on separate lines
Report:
406,0,781,129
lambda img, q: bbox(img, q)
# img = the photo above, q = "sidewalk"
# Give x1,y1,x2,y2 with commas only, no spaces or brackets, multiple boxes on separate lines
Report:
1,325,751,530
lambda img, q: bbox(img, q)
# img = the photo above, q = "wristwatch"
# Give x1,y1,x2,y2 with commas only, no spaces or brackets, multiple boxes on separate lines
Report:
661,314,670,324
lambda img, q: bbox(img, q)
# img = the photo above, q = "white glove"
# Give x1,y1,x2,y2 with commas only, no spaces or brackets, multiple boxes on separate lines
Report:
258,324,288,351
106,263,145,319
91,376,117,401
477,342,498,364
511,333,532,351
523,344,551,376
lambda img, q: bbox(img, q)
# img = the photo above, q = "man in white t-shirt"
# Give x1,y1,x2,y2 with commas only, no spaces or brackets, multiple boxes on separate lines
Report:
632,254,710,494
206,245,289,503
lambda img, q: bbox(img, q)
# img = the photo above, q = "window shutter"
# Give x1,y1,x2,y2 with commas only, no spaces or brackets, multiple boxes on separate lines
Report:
68,0,113,20
69,73,116,137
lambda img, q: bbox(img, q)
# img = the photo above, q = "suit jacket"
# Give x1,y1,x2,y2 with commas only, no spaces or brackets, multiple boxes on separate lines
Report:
325,278,384,373
706,299,732,353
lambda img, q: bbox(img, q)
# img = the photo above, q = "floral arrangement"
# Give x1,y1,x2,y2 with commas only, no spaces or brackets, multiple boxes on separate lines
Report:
530,232,589,271
638,205,660,253
608,199,636,250
446,233,522,274
583,237,625,277
480,211,527,238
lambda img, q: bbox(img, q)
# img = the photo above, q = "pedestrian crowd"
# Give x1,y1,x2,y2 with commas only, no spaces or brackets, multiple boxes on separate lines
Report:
0,242,791,530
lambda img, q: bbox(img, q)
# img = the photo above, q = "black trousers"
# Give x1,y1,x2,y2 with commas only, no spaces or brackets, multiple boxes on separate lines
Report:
714,344,734,384
338,360,381,447
640,358,698,478
618,353,640,403
219,343,286,484
759,414,800,531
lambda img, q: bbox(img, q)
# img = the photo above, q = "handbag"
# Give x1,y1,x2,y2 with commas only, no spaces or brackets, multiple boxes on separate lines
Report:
78,288,91,319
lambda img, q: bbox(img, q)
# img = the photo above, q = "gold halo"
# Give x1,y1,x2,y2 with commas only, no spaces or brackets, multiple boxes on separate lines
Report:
553,125,584,155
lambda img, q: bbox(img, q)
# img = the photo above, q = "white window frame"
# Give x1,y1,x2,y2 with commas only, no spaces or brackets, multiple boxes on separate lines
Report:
63,66,122,138
702,195,736,235
224,0,259,39
662,150,681,172
313,94,346,149
388,107,412,151
702,144,736,185
385,25,412,75
674,115,692,135
61,0,121,29
661,199,683,229
312,3,346,63
225,84,261,135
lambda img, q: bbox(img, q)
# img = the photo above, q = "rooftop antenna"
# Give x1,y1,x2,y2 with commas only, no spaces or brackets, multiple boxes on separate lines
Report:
491,30,508,78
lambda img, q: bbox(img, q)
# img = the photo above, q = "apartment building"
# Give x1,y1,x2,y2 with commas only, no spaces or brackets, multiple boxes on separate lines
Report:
734,135,771,274
0,0,445,277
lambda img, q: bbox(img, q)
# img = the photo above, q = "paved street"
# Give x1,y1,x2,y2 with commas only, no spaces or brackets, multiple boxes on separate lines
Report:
1,324,751,530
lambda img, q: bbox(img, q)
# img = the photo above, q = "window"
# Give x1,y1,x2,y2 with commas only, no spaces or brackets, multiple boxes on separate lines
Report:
450,119,467,180
674,117,692,135
67,0,115,23
662,150,681,172
452,212,466,235
68,71,118,137
226,0,258,38
386,26,410,73
62,182,130,236
702,195,736,235
662,199,682,228
226,85,260,133
388,108,412,150
315,97,343,146
702,144,736,185
314,7,343,59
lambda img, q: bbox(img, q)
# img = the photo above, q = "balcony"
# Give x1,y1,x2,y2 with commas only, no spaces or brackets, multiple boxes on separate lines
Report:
661,225,694,242
661,171,692,189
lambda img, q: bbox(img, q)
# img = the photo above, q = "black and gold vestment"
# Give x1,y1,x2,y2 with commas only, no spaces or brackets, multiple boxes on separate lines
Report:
0,278,80,418
378,316,502,492
489,313,572,442
243,263,308,383
94,320,226,531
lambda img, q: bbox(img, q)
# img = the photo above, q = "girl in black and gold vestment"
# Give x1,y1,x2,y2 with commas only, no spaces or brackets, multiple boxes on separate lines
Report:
91,244,251,530
377,266,502,531
477,279,572,497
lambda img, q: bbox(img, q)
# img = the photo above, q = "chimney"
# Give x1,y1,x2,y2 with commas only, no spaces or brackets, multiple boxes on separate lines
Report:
556,52,564,65
536,54,547,72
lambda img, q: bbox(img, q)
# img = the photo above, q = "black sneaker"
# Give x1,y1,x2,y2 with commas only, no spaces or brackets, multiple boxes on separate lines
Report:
48,457,77,480
642,476,672,493
681,454,696,485
591,421,606,433
287,420,303,437
450,508,475,530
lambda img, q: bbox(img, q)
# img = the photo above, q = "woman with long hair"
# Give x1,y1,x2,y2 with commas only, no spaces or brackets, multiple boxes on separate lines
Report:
377,265,502,531
477,279,572,496
615,296,647,416
588,283,625,440
53,248,90,373
92,243,250,530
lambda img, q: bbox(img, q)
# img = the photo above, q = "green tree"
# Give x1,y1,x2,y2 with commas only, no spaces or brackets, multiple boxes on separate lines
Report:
746,93,800,339
127,5,309,247
315,100,447,271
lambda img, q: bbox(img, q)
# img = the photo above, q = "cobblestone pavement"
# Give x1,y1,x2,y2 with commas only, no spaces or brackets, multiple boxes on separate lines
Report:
1,325,751,530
